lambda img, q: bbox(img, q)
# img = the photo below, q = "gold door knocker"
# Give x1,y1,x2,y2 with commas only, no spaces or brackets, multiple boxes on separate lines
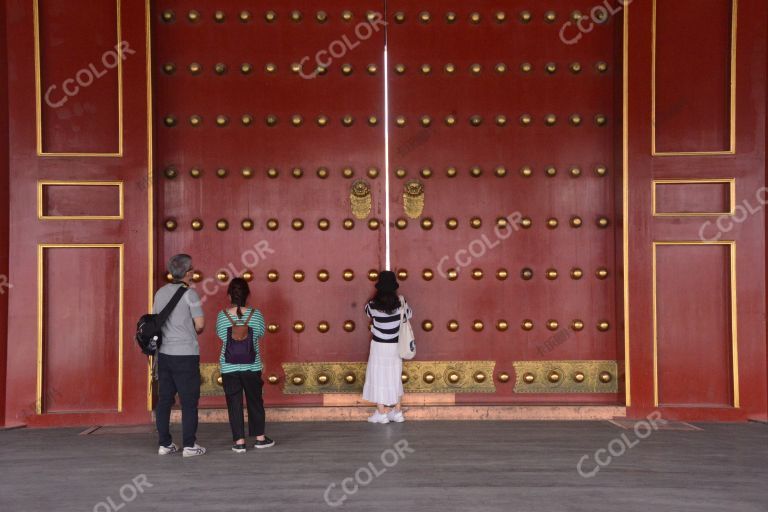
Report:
403,180,425,219
350,180,372,219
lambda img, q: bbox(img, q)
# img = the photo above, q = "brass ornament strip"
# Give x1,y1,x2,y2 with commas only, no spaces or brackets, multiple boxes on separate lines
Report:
283,361,496,395
651,178,736,217
513,360,619,394
650,0,738,156
33,0,124,157
37,180,125,220
37,244,125,414
651,241,739,408
200,361,496,396
200,364,224,397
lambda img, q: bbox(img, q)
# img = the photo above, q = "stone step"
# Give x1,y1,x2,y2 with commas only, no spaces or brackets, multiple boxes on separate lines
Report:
171,405,626,423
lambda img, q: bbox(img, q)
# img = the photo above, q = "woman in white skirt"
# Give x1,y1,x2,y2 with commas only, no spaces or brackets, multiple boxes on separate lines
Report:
362,271,412,424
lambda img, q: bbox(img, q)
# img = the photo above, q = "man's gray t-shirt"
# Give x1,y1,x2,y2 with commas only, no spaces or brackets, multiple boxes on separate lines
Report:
152,283,204,356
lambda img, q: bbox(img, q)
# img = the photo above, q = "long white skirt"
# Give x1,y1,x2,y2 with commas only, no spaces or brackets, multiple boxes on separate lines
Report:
362,340,404,406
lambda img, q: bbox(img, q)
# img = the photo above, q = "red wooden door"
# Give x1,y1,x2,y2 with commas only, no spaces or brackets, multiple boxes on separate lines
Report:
387,0,622,404
152,1,387,407
4,0,152,426
626,0,768,421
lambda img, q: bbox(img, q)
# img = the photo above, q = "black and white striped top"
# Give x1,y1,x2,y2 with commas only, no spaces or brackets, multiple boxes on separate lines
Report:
365,300,413,343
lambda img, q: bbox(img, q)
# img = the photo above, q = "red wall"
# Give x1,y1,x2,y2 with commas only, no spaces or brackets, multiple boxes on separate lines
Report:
0,0,10,426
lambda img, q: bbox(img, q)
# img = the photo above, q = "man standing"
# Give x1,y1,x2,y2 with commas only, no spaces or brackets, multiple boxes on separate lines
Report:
154,254,206,457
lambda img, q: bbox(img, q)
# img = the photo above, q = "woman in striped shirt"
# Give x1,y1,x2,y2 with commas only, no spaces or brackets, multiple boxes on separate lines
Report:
215,278,275,453
362,271,413,424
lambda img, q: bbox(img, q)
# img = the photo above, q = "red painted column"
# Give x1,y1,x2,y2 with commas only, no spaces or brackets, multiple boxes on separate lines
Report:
0,0,10,427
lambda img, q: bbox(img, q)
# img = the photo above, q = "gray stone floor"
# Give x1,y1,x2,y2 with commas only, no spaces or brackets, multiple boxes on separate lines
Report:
0,421,766,512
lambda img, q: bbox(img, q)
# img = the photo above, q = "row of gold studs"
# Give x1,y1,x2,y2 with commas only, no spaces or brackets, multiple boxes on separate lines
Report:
161,9,599,25
283,370,614,387
163,216,612,232
162,9,380,24
163,165,609,180
162,113,609,128
398,165,610,178
208,319,613,334
162,61,609,76
170,267,611,284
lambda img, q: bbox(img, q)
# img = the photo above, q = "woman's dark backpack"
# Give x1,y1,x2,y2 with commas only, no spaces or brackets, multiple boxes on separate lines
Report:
223,309,257,364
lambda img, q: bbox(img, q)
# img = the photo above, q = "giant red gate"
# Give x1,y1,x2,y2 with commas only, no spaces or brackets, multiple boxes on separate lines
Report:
1,0,766,426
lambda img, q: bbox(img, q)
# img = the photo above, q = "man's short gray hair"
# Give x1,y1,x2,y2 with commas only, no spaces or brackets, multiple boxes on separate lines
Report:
168,254,193,280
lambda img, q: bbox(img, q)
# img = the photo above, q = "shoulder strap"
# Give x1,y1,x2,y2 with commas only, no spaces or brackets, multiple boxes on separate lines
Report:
398,295,406,321
244,308,256,324
223,311,237,326
157,286,188,324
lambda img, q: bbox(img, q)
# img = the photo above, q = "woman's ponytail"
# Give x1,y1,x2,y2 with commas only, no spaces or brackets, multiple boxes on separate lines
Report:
227,278,251,318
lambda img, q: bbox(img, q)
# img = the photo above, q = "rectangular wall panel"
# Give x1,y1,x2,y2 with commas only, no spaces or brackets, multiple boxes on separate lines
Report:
38,245,123,413
39,181,123,219
653,180,734,216
35,0,122,155
654,243,736,407
653,0,735,154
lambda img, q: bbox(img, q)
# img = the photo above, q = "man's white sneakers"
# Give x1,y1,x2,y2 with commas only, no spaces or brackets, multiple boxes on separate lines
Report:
182,444,207,457
158,443,179,455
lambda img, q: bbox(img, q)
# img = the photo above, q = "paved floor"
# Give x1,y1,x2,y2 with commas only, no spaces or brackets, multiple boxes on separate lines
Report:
0,421,766,512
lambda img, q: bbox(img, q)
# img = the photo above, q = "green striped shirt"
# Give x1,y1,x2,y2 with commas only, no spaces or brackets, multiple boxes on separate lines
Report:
215,308,266,374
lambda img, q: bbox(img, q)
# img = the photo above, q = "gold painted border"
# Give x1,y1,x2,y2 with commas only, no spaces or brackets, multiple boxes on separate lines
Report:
651,178,736,216
622,2,631,407
651,0,738,156
33,0,124,157
652,241,739,408
37,244,125,414
37,180,124,220
145,0,155,411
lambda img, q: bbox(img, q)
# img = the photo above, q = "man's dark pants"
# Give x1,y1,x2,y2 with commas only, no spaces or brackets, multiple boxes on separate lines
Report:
156,353,200,448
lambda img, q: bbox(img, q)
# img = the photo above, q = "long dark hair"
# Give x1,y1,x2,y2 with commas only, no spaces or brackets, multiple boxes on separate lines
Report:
227,278,251,317
369,289,399,314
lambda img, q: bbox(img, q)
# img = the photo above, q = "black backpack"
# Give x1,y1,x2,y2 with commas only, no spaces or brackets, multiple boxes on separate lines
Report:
135,286,188,356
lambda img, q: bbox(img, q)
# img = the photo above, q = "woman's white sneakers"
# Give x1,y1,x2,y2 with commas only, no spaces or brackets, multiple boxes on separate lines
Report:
368,410,405,424
367,411,390,424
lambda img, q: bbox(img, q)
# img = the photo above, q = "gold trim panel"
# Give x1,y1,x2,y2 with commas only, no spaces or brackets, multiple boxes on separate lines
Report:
651,0,738,156
33,0,124,157
145,0,155,411
623,2,631,406
513,360,619,394
652,241,739,408
37,180,124,220
651,178,736,217
37,244,124,414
